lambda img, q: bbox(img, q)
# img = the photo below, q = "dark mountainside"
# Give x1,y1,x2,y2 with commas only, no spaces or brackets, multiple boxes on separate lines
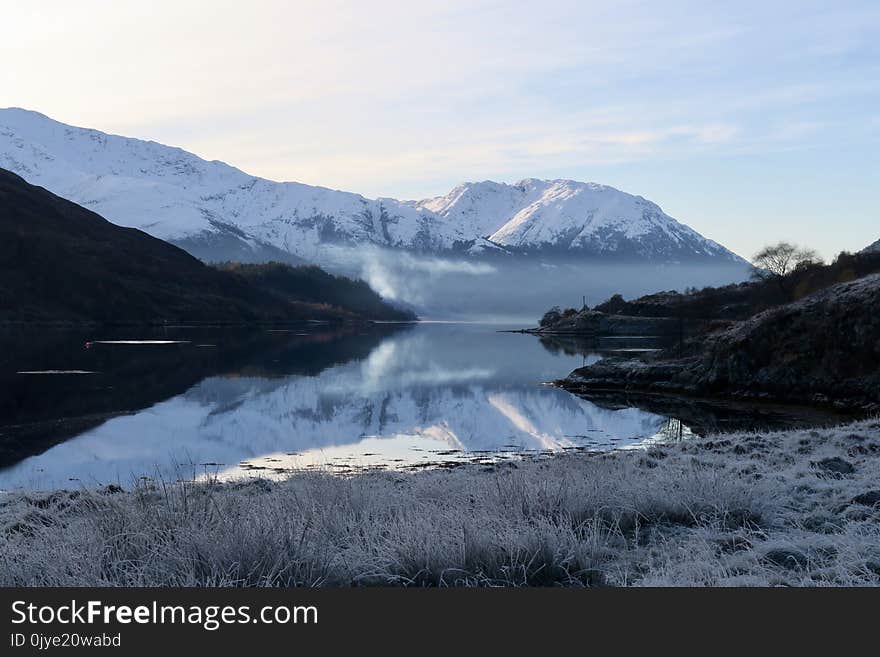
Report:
561,273,880,412
214,262,415,321
0,168,411,324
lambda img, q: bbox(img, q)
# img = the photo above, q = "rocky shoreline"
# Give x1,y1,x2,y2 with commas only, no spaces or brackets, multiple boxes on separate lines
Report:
558,274,880,414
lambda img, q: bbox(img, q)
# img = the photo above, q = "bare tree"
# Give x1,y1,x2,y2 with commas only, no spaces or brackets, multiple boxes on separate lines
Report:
751,242,822,297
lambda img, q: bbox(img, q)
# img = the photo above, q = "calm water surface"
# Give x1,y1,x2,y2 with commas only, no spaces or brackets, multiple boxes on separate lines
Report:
0,323,843,492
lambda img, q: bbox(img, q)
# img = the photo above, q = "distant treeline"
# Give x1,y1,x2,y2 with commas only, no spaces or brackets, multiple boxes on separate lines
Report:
214,262,416,322
589,250,880,321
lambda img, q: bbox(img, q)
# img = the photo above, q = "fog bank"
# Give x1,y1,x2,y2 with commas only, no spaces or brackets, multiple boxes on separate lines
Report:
322,247,752,322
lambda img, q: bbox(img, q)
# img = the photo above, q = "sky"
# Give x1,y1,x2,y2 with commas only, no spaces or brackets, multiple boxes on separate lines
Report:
1,0,878,260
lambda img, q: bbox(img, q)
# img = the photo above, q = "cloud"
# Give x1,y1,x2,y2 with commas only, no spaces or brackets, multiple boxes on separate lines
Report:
4,1,874,196
348,247,495,303
312,244,496,305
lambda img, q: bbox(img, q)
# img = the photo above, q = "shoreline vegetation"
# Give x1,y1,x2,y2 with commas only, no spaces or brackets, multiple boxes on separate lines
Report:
2,418,878,586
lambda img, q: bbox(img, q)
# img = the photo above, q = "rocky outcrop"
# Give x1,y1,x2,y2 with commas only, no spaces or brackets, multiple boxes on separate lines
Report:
560,274,880,412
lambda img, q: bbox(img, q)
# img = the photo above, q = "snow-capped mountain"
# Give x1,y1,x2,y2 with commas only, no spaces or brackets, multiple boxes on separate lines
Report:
862,239,880,254
0,107,743,264
415,178,738,259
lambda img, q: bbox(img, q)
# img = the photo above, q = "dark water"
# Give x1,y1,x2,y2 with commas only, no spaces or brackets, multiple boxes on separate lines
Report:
0,323,847,492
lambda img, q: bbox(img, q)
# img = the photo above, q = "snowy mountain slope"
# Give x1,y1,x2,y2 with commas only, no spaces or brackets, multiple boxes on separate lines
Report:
862,238,880,254
0,108,743,264
0,108,472,263
416,178,738,259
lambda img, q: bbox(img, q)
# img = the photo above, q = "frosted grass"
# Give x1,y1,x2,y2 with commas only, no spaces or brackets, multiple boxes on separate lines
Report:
1,419,878,587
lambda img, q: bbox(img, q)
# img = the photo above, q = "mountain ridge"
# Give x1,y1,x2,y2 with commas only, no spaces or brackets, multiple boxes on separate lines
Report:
0,107,744,265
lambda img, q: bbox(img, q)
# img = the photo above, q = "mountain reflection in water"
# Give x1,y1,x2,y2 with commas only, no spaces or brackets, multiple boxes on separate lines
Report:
1,323,688,491
1,323,845,492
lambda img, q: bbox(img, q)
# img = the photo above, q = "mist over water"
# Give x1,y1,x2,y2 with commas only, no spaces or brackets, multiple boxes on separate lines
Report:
323,247,751,321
